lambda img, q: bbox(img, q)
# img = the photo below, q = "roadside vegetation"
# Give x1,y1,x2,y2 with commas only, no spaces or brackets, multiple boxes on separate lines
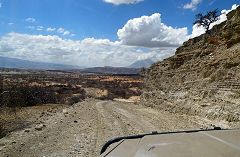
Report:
0,70,143,138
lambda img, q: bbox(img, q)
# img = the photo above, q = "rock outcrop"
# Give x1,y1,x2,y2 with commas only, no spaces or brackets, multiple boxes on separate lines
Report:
141,7,240,123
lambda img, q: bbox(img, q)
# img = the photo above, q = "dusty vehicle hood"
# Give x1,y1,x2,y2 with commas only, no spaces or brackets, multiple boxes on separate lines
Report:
100,129,240,157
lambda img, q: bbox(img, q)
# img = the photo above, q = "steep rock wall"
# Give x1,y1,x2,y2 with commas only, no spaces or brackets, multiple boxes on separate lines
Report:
141,7,240,123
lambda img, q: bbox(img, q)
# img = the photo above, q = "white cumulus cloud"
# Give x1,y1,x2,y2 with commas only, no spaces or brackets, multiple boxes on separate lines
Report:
183,0,202,10
117,13,189,48
103,0,143,5
2,5,238,67
0,33,174,67
25,17,36,23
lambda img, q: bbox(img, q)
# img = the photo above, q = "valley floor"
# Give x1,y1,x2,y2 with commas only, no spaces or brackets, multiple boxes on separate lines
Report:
0,99,231,157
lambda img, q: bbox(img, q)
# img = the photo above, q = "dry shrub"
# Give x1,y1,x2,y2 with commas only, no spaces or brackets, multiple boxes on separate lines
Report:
66,94,85,105
209,74,217,83
223,61,239,69
0,107,22,138
229,90,240,99
0,121,5,138
85,88,108,99
203,69,213,78
210,69,227,83
207,36,221,45
227,37,240,48
1,87,58,107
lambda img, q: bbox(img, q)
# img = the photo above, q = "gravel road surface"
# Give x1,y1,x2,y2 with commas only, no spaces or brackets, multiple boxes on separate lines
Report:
0,99,224,157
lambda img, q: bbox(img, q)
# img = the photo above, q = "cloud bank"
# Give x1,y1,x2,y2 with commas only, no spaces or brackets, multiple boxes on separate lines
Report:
0,4,238,67
103,0,143,5
0,33,175,67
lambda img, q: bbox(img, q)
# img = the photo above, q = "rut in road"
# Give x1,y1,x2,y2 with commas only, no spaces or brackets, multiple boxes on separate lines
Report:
94,101,125,155
0,99,209,157
93,100,206,155
113,106,158,132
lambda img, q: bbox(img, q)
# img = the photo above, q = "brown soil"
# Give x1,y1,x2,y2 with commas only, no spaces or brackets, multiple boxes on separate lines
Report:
0,99,226,157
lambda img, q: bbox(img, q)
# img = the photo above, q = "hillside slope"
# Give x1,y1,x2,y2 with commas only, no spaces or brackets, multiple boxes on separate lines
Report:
141,7,240,125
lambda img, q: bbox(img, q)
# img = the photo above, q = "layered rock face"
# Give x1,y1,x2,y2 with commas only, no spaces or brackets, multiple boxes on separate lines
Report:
141,7,240,123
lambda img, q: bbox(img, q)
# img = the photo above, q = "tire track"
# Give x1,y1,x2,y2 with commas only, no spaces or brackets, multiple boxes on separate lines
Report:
0,99,210,157
96,101,124,135
103,101,130,134
95,101,125,154
113,105,158,133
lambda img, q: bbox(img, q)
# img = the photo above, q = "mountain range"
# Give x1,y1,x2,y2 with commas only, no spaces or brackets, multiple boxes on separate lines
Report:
0,56,82,70
128,59,155,68
0,55,157,75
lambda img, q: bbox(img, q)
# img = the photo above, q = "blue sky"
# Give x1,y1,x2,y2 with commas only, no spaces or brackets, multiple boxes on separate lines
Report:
0,0,239,67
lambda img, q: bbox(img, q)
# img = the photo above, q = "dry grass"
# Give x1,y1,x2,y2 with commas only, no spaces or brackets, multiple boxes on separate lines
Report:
229,90,240,99
85,88,108,99
0,104,67,138
0,107,24,138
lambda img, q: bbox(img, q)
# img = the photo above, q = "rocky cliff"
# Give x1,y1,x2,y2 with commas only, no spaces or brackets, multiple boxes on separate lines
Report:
141,7,240,124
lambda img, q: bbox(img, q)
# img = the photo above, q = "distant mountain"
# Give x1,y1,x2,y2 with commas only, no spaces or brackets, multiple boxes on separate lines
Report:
0,56,82,70
80,66,140,75
129,59,155,68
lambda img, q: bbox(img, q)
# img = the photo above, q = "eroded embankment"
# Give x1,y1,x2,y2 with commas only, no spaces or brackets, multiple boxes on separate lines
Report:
141,7,240,125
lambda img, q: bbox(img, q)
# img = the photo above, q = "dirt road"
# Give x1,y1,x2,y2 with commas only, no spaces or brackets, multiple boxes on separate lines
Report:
0,99,227,157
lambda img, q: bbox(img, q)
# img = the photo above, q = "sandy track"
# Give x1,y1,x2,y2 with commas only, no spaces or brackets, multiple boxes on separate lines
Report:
0,99,218,157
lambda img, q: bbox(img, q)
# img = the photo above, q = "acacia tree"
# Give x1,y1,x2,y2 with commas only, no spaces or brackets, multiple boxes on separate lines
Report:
194,9,220,32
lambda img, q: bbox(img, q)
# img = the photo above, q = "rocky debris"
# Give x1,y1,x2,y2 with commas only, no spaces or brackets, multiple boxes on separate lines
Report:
141,7,240,124
0,146,5,152
62,109,68,114
35,124,46,131
11,141,16,144
24,129,30,133
0,99,212,157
